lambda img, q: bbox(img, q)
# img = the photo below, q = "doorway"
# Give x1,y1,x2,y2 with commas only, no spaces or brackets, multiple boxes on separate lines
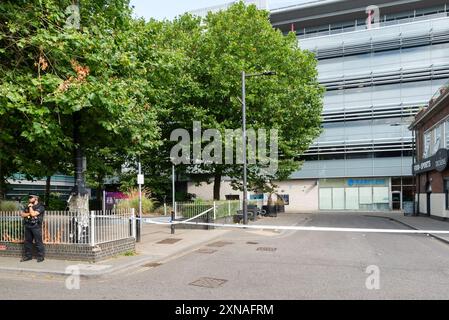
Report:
425,179,432,216
392,191,402,211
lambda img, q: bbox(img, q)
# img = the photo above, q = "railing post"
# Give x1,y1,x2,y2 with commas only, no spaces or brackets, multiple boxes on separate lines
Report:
171,210,175,235
174,202,177,219
90,211,95,246
228,200,231,217
131,208,136,240
213,201,216,221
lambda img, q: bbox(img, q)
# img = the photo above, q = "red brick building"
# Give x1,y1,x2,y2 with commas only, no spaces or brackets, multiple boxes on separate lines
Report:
410,81,449,218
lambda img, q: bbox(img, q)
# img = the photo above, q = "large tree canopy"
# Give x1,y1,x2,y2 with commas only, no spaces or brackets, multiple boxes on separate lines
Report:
156,3,324,199
0,0,165,198
0,1,323,203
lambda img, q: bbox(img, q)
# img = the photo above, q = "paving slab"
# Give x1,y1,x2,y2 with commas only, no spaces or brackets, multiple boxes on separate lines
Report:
0,222,229,278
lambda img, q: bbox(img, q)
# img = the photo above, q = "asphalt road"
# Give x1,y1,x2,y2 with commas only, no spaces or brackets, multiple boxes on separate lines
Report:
2,213,449,300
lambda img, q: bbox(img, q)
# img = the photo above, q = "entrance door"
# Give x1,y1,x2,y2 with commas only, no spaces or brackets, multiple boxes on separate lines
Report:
392,191,401,211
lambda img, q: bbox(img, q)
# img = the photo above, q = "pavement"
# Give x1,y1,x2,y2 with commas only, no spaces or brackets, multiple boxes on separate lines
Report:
360,211,449,243
0,221,230,279
1,211,449,280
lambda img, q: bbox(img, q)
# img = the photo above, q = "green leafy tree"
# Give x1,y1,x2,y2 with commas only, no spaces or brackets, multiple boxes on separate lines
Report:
163,3,324,200
0,0,163,199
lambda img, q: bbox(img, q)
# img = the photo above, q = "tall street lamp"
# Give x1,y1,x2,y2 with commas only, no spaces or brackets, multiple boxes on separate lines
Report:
241,71,276,225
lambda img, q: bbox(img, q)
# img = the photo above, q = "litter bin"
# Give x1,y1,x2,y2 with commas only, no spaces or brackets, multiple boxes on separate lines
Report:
264,205,277,217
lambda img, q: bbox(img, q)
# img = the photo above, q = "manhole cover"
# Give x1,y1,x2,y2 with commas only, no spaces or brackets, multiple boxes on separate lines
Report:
157,238,182,244
247,241,258,245
207,241,233,248
257,247,277,252
189,277,227,288
142,262,162,268
197,248,217,254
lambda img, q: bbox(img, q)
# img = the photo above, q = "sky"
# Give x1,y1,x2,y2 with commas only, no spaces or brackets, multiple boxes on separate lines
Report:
129,0,310,21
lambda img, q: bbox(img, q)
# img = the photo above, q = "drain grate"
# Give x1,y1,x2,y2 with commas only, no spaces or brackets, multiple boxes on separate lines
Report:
257,247,277,252
157,238,182,244
207,241,233,248
142,262,162,268
197,248,217,254
247,241,258,245
189,277,227,288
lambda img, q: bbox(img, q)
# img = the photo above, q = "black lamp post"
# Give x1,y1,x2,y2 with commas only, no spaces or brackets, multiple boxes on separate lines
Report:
241,71,276,225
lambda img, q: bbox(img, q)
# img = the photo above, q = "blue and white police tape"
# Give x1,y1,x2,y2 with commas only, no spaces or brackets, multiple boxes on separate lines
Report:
137,217,449,235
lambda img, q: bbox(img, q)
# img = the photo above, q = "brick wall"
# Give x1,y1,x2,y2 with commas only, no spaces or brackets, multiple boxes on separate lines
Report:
416,94,449,162
416,93,449,194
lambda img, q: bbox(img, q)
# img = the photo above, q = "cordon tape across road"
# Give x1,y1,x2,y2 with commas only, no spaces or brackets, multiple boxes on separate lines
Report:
139,218,449,235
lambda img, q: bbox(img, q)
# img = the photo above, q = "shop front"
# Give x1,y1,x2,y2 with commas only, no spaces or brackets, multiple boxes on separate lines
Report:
413,149,449,217
410,80,449,218
319,178,391,211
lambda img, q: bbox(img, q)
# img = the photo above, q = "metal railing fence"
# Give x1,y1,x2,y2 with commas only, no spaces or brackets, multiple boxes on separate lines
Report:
175,200,242,220
0,209,135,246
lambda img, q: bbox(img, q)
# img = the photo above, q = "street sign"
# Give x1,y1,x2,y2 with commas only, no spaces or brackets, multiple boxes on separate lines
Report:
137,174,144,185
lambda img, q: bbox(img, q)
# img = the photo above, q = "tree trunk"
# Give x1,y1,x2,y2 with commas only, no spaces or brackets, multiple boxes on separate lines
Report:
267,193,273,206
0,133,5,200
45,175,51,206
73,112,87,196
213,173,221,200
0,158,4,200
96,179,102,203
96,174,104,210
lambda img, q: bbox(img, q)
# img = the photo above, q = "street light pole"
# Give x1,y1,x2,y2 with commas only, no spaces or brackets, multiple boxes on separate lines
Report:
137,160,142,242
172,164,176,217
241,71,276,225
242,71,248,225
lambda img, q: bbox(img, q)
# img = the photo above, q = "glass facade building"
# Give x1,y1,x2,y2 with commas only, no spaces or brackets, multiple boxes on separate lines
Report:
6,174,75,201
270,0,449,211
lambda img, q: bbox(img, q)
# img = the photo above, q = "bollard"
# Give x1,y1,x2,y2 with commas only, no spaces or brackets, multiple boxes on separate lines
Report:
171,211,175,234
136,217,141,243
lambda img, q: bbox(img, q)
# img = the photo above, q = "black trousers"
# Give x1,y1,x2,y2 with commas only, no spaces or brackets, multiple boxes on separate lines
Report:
24,224,45,259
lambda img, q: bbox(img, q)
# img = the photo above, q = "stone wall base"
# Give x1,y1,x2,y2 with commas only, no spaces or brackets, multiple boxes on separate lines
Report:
0,238,135,263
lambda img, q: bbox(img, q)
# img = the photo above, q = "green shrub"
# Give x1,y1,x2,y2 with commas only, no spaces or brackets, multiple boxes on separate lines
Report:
153,205,172,216
121,250,136,257
46,194,67,210
0,201,20,211
117,196,157,214
116,188,159,214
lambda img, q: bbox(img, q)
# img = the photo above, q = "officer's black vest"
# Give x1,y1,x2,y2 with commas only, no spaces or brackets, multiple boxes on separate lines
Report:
24,203,45,226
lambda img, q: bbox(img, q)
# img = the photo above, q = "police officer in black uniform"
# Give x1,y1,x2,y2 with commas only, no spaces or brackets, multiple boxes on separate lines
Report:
20,194,45,262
